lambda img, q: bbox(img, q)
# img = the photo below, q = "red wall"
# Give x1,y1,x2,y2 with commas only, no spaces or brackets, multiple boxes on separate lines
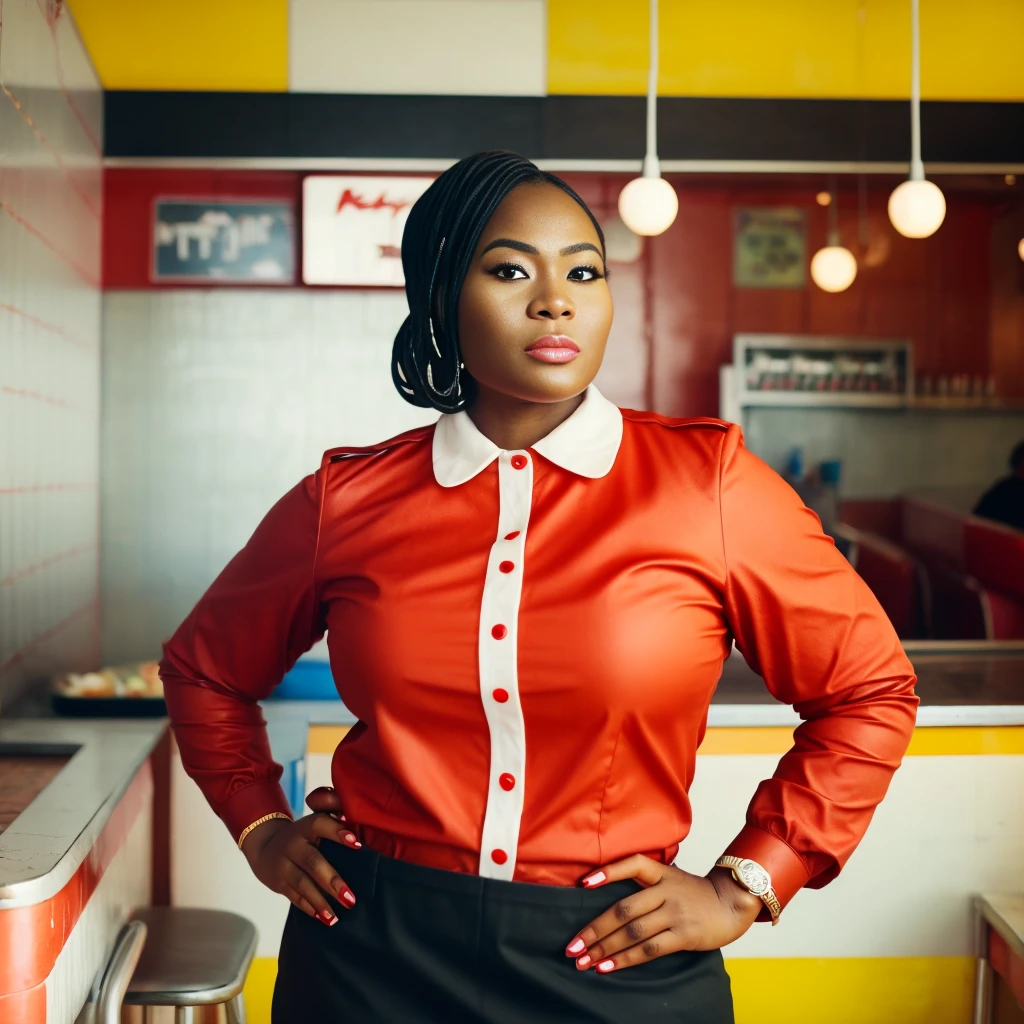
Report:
105,169,1005,417
565,174,998,417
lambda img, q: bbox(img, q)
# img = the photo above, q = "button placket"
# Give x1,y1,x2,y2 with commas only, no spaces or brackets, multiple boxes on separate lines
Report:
476,450,532,881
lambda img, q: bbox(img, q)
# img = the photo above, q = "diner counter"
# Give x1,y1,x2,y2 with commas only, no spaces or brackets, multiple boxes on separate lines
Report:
0,718,166,908
263,642,1024,766
4,640,1022,903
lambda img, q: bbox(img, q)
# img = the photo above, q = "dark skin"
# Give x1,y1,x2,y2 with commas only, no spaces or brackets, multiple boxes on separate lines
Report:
242,180,762,964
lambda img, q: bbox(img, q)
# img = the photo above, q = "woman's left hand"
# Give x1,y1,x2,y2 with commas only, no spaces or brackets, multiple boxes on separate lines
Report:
565,856,763,973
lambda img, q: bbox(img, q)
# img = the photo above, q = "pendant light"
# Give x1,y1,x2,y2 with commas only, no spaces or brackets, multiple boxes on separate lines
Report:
618,0,678,237
888,0,945,238
811,179,858,293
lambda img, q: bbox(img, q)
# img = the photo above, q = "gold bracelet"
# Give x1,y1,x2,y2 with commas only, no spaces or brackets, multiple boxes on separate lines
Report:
237,812,291,849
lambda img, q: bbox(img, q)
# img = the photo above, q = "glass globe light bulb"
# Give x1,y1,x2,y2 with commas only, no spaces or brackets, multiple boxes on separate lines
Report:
888,178,946,238
810,245,858,293
618,176,679,237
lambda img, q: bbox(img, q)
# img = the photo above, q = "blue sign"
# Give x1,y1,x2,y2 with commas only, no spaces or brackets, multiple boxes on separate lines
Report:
153,199,295,283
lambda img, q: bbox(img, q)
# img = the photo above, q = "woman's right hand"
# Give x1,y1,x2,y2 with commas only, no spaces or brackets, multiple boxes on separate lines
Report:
240,808,362,926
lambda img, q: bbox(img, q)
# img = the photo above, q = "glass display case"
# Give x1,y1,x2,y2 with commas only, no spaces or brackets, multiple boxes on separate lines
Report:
733,334,913,408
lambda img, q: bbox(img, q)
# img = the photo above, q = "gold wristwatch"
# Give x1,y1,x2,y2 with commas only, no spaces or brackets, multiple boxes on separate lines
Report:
715,856,782,926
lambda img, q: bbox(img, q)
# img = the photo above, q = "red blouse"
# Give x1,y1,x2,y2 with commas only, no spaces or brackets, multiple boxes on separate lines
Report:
161,385,918,914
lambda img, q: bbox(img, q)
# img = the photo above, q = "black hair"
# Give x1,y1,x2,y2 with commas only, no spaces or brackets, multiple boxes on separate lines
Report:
391,150,606,413
1011,439,1024,472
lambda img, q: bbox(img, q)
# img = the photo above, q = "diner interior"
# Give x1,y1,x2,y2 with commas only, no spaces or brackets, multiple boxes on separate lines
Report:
1,1,1023,1022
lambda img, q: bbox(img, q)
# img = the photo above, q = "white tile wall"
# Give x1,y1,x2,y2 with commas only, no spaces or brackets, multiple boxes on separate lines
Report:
0,0,102,708
744,406,1024,500
100,289,437,661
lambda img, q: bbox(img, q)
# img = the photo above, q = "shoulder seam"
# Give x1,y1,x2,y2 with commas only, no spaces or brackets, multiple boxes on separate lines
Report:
621,409,731,431
322,427,431,466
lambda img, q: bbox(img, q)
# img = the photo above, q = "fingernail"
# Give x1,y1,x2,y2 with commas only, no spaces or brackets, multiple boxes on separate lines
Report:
343,832,356,843
339,814,346,821
596,959,615,973
341,889,356,907
317,910,337,926
575,954,592,970
566,938,586,955
582,871,606,887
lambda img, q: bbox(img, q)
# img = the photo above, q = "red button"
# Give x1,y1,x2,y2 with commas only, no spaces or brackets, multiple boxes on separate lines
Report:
499,773,516,791
491,624,507,640
505,531,520,540
492,688,509,703
499,560,515,573
491,848,508,865
511,455,528,470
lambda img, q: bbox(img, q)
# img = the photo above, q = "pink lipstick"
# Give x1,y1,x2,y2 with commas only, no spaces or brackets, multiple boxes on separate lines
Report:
525,335,581,364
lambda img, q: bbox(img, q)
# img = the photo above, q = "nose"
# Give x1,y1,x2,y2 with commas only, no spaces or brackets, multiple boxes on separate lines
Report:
526,284,575,322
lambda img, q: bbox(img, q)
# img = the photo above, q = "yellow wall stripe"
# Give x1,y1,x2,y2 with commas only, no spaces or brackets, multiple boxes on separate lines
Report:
547,0,1024,102
308,724,1024,756
67,0,288,91
728,956,975,1024
243,955,974,1024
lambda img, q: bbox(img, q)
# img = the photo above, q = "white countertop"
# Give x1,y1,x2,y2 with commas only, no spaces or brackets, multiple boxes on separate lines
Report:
0,718,167,908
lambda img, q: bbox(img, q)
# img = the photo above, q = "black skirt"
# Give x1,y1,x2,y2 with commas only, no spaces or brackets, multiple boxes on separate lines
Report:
273,840,734,1023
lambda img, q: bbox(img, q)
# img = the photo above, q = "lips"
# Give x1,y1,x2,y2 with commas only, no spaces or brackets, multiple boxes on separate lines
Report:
525,335,581,364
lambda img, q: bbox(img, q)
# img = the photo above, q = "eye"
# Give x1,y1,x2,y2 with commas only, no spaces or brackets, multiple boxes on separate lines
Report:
568,264,604,282
489,262,529,281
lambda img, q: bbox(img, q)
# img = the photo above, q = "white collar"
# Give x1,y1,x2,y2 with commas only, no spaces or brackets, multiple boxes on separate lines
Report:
431,384,623,488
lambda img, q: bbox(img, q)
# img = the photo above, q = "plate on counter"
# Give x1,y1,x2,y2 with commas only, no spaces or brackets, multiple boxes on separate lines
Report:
52,661,167,717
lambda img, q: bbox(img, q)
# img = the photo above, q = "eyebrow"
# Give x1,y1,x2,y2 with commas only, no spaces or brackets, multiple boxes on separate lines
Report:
480,238,604,259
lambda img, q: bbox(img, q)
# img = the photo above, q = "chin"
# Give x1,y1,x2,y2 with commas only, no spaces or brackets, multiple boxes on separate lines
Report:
510,365,595,404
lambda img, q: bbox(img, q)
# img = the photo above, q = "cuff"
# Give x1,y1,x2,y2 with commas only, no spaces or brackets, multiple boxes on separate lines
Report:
722,824,811,921
218,780,293,843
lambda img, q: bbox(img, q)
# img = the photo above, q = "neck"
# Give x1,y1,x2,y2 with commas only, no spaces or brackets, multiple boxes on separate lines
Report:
466,386,587,452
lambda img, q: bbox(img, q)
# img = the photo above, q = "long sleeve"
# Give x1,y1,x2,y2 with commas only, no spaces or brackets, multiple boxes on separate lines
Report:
716,426,918,913
160,472,325,841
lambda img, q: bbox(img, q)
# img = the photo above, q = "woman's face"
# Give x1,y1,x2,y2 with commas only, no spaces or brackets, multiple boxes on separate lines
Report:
457,182,613,406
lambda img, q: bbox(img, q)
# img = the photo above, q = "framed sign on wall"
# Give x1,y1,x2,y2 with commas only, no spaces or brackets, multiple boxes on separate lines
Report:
732,207,806,288
302,175,435,286
152,198,296,283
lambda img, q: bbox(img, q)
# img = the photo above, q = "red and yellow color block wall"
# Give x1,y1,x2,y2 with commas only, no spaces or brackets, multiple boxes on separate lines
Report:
69,0,1024,101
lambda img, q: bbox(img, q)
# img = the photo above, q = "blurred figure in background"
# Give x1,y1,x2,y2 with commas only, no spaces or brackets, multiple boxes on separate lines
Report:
974,440,1024,531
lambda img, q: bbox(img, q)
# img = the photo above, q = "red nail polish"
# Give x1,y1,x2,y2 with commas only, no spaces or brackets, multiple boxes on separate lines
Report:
317,910,337,926
341,889,356,906
566,938,586,955
582,870,606,887
596,959,615,973
575,954,592,970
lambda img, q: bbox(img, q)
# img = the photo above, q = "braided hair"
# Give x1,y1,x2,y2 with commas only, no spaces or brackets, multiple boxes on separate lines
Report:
392,151,606,413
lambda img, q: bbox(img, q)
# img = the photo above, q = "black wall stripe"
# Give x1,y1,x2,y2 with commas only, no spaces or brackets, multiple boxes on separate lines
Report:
104,91,1024,164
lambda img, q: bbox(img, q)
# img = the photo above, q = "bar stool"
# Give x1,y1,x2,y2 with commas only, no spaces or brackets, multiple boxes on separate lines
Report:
125,907,258,1023
973,894,1024,1024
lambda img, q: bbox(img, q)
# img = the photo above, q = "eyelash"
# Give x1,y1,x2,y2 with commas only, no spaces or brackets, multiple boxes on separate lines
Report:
488,262,606,282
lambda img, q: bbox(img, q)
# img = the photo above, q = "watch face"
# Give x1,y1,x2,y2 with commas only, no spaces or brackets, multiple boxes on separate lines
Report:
737,859,771,896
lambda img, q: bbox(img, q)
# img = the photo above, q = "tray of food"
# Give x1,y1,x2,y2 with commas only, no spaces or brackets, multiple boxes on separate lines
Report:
52,660,166,717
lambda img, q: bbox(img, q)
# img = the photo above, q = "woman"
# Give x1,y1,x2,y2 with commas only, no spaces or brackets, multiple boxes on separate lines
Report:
161,151,918,1023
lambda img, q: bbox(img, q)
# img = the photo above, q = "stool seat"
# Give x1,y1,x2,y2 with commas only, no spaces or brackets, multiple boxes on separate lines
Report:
126,907,257,1007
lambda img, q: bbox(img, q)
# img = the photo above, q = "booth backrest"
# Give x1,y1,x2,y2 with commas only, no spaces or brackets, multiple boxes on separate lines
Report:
900,497,966,568
835,525,925,638
964,517,1024,603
